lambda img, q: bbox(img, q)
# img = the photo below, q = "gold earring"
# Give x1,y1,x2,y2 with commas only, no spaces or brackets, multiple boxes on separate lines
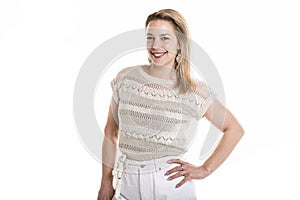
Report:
176,49,182,63
176,55,180,63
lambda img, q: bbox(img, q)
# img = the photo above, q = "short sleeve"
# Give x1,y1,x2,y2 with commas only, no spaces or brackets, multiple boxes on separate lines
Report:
193,81,216,120
111,77,120,104
110,66,134,104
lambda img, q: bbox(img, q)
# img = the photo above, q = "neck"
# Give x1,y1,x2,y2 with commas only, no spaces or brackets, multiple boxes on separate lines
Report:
148,64,177,80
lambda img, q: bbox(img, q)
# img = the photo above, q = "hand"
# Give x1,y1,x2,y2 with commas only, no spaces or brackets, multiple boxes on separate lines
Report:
97,182,115,200
165,159,212,188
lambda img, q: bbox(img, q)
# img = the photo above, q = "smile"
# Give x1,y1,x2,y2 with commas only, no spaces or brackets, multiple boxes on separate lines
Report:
151,51,167,59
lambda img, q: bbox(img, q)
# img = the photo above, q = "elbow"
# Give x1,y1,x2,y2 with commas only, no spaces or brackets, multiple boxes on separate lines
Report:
104,125,119,143
241,126,245,136
238,126,245,139
104,125,118,136
235,123,245,139
223,123,245,139
104,125,111,135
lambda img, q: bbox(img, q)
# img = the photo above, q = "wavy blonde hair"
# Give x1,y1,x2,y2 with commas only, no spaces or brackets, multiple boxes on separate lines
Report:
145,9,196,93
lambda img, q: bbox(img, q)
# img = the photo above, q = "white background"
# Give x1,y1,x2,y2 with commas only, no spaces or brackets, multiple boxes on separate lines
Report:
1,0,300,199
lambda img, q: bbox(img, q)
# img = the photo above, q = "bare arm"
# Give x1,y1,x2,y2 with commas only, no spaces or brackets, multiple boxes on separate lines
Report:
202,100,244,173
98,99,119,200
167,99,244,187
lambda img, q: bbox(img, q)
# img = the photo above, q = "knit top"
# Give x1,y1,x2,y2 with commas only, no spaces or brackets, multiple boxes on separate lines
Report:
111,65,215,161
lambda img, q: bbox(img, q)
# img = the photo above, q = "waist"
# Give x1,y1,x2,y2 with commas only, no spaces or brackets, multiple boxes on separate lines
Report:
115,154,183,174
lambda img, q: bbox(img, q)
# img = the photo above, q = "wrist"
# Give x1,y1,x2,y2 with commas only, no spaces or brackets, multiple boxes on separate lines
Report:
101,174,113,183
201,164,213,176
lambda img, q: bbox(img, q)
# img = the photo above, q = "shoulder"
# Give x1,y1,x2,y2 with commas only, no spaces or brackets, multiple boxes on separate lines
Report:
192,80,213,99
115,65,137,78
190,80,216,119
111,65,143,90
113,65,141,80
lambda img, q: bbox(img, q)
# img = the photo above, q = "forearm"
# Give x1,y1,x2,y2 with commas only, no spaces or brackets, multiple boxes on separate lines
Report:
101,164,114,187
98,101,119,199
202,125,244,174
101,132,118,184
98,137,117,200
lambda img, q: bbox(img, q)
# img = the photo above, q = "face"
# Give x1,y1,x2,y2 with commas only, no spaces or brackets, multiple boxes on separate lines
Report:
146,20,179,68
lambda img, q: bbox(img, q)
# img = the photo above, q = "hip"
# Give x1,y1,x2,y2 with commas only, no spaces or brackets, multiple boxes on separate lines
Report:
112,155,197,200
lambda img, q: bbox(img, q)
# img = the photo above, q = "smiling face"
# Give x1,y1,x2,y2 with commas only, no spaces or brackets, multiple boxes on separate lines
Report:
146,20,179,69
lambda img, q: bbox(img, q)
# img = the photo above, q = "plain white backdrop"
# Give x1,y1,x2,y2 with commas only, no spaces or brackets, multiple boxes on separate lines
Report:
1,0,300,199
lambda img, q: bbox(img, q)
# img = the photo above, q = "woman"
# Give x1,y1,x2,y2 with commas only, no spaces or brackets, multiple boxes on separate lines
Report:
98,9,244,200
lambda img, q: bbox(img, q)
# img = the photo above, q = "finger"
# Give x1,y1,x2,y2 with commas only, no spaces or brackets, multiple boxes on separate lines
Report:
167,171,186,181
175,176,189,188
165,165,183,175
167,159,188,165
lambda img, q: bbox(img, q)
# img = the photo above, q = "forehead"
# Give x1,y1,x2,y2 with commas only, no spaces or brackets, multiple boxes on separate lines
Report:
146,20,176,35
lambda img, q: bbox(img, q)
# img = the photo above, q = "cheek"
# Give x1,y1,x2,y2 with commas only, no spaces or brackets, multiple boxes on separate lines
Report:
166,45,178,55
146,41,151,49
165,42,178,55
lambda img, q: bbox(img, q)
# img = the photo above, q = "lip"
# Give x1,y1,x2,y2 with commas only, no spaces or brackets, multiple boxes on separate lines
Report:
151,51,167,59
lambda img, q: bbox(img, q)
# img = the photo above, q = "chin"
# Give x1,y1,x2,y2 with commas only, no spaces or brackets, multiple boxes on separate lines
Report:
152,61,165,66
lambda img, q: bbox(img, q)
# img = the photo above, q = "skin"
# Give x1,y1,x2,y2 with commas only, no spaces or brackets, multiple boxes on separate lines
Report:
166,100,244,188
97,19,244,199
145,20,179,80
98,101,118,200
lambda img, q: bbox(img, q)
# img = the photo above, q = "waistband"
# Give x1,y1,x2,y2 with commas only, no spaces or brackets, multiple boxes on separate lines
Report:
112,153,184,198
115,154,181,174
124,155,179,174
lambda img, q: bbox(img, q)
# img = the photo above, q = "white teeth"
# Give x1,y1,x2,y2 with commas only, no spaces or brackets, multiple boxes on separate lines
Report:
153,52,165,57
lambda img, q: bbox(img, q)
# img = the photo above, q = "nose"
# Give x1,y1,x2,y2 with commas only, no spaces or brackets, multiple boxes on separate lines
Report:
151,38,162,50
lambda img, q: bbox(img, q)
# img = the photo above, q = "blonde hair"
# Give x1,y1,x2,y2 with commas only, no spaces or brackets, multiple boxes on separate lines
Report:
145,9,196,93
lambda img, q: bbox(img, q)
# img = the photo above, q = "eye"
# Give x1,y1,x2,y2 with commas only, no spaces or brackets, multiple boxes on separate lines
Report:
161,37,170,41
147,36,154,40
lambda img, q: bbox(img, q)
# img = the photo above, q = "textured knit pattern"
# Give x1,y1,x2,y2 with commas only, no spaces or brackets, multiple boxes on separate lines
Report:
111,65,215,161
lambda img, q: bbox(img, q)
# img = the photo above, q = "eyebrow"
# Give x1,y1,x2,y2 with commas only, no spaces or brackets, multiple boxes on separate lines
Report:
146,33,171,37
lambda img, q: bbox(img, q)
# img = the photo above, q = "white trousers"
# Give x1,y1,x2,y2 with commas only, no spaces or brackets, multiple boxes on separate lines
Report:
112,155,197,200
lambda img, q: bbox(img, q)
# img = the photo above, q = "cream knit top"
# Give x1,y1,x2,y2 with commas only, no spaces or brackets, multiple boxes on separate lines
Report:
111,65,215,161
